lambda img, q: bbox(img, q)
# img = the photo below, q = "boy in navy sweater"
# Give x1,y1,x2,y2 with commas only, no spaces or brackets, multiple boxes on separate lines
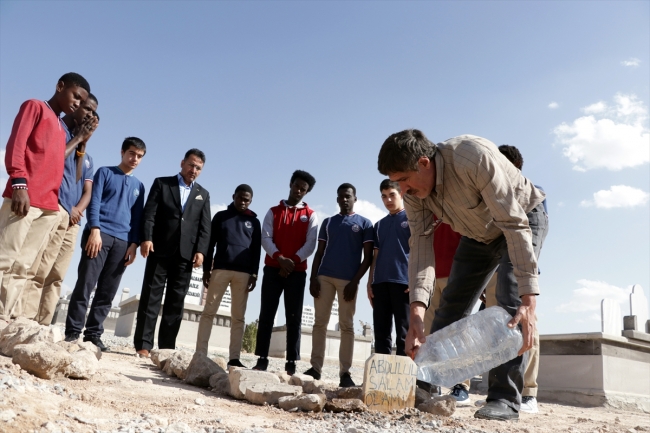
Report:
196,184,261,365
64,137,146,351
366,179,410,357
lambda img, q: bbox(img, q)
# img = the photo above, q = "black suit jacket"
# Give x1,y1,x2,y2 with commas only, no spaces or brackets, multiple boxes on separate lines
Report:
141,175,211,261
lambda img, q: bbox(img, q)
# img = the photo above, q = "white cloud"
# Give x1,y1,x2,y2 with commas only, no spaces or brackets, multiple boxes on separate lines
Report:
580,185,650,209
354,199,387,224
621,57,640,67
553,93,650,171
548,102,559,109
210,203,227,217
555,279,629,314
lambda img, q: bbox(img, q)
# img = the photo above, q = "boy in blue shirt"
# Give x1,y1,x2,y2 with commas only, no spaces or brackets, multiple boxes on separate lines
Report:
366,179,410,356
64,137,146,351
304,183,373,387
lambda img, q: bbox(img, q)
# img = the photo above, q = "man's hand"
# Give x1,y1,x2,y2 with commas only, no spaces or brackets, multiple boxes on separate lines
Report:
76,116,98,142
277,256,294,274
85,228,102,258
309,277,321,298
193,252,204,268
367,282,374,308
508,294,537,356
279,268,289,278
405,302,427,358
11,189,30,217
247,275,257,292
343,280,359,302
203,271,211,288
70,206,84,225
140,241,154,258
124,243,138,266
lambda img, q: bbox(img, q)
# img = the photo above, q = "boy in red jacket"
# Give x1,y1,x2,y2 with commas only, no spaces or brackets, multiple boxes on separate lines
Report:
0,73,91,321
253,170,318,374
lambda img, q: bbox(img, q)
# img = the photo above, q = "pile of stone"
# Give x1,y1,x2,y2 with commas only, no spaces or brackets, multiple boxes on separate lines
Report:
0,318,101,380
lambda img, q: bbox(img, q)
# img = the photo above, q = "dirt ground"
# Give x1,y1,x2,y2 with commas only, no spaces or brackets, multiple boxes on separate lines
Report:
1,346,648,433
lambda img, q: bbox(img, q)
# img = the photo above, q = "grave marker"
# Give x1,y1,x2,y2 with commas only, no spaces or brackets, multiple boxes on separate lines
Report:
361,353,417,412
630,285,649,332
601,299,622,336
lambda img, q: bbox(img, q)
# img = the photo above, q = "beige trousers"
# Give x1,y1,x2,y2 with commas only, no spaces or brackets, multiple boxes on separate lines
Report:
484,273,539,397
196,269,250,359
0,198,59,320
311,275,356,376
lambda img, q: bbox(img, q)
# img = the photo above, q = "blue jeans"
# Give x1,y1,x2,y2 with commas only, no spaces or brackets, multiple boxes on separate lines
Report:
431,203,549,411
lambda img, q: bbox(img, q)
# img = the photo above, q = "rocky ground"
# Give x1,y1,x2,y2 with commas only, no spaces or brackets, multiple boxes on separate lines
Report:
0,323,648,433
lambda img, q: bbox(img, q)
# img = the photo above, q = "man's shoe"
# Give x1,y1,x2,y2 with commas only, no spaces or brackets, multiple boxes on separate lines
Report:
285,361,296,376
339,372,355,388
83,336,110,352
474,401,519,421
64,333,80,343
416,380,441,396
136,349,150,358
227,359,247,368
252,358,268,371
520,396,539,414
449,384,472,406
303,367,321,380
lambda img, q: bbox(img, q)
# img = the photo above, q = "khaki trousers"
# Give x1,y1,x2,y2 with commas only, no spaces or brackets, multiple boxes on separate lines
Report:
484,273,539,397
311,275,356,376
0,198,58,320
423,276,471,391
196,269,250,359
20,206,77,324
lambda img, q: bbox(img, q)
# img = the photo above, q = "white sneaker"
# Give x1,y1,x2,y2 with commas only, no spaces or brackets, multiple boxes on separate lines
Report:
520,396,539,414
474,399,487,407
448,384,472,406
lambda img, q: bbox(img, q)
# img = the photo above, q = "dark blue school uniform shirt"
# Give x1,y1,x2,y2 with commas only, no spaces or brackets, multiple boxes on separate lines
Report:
59,123,94,220
372,209,410,286
317,213,374,281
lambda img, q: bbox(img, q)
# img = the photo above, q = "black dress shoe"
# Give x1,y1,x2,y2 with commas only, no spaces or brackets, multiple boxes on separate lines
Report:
339,372,356,388
64,333,80,343
474,400,519,421
285,361,296,376
252,357,268,371
303,367,321,380
83,336,110,352
227,359,247,368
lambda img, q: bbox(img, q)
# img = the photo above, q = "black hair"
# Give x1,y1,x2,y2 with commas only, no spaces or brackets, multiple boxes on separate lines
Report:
122,137,146,154
378,129,437,175
87,93,98,104
235,184,253,196
93,111,100,121
184,148,206,164
379,179,401,193
498,144,524,170
59,72,90,94
337,183,356,196
290,170,316,192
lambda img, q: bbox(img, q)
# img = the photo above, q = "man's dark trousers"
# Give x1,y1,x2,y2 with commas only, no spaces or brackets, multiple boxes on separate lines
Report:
431,203,549,411
372,282,410,356
255,265,306,361
65,231,128,338
133,250,193,350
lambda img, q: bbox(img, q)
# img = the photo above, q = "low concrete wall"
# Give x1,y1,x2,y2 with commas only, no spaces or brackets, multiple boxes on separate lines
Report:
269,325,372,364
538,332,650,413
52,299,120,331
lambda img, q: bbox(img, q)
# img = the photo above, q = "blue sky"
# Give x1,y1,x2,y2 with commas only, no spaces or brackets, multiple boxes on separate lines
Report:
1,1,648,335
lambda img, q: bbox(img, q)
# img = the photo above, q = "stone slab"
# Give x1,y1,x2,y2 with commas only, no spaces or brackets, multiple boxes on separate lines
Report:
244,383,302,405
229,369,280,399
601,299,622,336
624,316,638,331
361,354,417,412
630,285,649,332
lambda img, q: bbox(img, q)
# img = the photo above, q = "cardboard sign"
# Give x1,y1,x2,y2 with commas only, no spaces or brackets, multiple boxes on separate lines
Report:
362,353,417,411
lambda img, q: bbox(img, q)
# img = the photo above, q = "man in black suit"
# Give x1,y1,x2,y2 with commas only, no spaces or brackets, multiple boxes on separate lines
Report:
133,149,211,357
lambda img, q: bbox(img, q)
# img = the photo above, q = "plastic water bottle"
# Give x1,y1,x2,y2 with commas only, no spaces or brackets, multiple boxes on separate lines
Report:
414,306,522,388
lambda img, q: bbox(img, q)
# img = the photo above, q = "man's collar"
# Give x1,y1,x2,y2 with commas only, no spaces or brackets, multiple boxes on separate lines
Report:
177,173,194,188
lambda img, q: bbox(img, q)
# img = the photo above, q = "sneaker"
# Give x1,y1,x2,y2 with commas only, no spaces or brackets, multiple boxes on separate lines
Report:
449,384,471,406
303,367,321,380
474,400,519,421
83,336,110,352
520,396,539,414
475,399,487,407
339,372,355,388
227,359,247,368
64,333,80,343
285,361,296,376
252,357,268,371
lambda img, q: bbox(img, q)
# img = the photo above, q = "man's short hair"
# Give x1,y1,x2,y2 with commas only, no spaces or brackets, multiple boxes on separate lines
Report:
337,183,356,196
235,184,253,196
290,170,316,192
59,72,90,94
379,179,401,193
87,93,98,104
93,111,100,121
122,137,146,154
498,144,524,170
184,148,206,164
378,129,437,175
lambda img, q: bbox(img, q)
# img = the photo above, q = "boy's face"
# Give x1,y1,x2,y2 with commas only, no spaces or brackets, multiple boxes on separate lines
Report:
337,188,357,214
120,145,145,170
288,179,310,203
56,82,89,115
233,191,252,213
381,188,403,213
73,98,98,125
